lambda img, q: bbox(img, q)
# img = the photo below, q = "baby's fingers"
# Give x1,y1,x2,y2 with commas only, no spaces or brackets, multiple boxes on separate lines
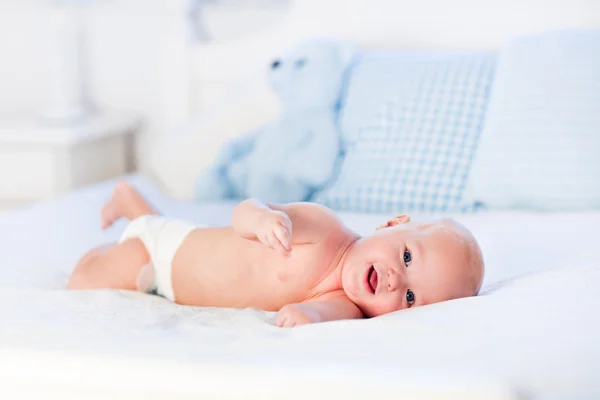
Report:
260,231,284,254
268,231,289,257
259,232,276,250
273,225,291,252
275,313,294,328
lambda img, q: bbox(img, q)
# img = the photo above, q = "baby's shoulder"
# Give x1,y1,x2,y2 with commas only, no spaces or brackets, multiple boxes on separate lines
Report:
288,203,348,231
285,202,338,218
271,202,356,246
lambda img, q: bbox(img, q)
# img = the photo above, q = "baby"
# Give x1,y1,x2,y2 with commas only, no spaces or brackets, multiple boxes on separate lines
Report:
68,181,484,327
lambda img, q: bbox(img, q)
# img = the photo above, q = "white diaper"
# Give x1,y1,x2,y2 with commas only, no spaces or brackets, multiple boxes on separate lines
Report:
119,215,198,302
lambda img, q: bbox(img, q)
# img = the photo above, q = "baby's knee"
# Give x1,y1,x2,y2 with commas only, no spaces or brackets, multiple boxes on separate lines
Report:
67,262,95,289
67,244,115,290
68,261,94,290
75,244,110,268
67,270,88,290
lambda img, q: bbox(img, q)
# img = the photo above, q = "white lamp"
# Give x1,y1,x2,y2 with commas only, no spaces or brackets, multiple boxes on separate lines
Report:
41,0,94,124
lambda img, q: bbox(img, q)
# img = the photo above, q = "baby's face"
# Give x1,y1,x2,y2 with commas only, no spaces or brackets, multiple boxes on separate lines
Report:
341,218,479,318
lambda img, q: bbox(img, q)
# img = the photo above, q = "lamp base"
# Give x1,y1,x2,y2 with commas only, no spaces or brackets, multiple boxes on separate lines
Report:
39,103,96,126
42,3,94,126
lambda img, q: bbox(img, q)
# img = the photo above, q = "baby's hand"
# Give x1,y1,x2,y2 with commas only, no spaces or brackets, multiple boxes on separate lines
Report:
256,209,292,256
275,304,317,328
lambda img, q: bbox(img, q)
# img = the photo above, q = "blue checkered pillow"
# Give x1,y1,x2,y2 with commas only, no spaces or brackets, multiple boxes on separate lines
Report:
315,53,496,214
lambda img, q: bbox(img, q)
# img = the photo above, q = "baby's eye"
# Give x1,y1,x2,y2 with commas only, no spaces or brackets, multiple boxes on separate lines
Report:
403,250,412,266
406,289,415,306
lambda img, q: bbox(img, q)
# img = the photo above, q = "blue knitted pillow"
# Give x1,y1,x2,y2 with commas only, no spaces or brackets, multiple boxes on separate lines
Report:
315,52,496,214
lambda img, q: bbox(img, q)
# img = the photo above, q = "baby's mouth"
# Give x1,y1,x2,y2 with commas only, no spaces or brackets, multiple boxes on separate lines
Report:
366,266,378,294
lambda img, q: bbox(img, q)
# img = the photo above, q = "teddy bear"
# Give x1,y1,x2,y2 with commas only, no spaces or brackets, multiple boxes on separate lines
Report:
194,38,354,204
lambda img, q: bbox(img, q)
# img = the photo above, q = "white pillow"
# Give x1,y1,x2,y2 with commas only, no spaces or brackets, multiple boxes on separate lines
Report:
463,30,600,211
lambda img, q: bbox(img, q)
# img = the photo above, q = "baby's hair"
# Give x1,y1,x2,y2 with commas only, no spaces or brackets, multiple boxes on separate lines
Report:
437,219,485,296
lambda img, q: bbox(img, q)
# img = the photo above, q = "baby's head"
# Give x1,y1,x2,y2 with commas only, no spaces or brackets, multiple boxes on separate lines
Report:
341,215,484,317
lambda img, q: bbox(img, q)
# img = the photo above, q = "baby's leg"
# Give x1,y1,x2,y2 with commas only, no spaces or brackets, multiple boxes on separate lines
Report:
101,180,158,229
67,238,149,291
69,181,158,291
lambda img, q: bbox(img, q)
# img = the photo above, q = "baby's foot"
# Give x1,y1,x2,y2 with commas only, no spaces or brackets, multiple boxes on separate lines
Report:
101,181,156,229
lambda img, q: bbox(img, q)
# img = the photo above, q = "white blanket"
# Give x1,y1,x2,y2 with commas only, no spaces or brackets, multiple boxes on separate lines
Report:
1,175,599,399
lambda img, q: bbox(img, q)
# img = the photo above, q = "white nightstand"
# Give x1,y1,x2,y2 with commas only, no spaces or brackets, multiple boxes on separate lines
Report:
0,113,141,207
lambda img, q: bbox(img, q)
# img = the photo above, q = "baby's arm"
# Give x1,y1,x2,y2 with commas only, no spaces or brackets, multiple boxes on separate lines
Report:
275,296,364,328
232,199,342,256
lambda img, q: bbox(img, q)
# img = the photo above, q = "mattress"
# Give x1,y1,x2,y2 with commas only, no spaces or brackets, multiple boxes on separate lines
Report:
1,175,599,399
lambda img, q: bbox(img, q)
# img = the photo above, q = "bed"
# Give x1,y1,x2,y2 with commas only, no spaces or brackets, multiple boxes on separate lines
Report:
2,175,600,399
3,0,600,399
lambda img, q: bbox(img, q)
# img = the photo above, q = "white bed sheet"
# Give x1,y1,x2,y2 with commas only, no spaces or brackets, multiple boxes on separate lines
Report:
1,175,599,399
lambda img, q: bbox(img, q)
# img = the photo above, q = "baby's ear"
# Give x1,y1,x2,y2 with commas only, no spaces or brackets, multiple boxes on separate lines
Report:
376,214,411,230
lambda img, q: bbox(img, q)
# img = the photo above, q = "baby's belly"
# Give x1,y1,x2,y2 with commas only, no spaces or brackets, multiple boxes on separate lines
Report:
170,228,334,311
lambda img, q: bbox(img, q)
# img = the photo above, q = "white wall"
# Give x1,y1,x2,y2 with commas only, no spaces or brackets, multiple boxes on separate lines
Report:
0,1,188,173
188,0,600,120
1,0,598,178
0,0,289,174
0,2,49,117
284,0,600,48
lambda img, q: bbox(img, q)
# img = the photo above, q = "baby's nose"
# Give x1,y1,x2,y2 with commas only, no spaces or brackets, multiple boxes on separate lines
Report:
386,268,401,292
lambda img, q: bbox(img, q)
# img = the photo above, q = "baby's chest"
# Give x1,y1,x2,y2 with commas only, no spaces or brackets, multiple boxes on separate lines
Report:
175,237,341,309
254,246,337,294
